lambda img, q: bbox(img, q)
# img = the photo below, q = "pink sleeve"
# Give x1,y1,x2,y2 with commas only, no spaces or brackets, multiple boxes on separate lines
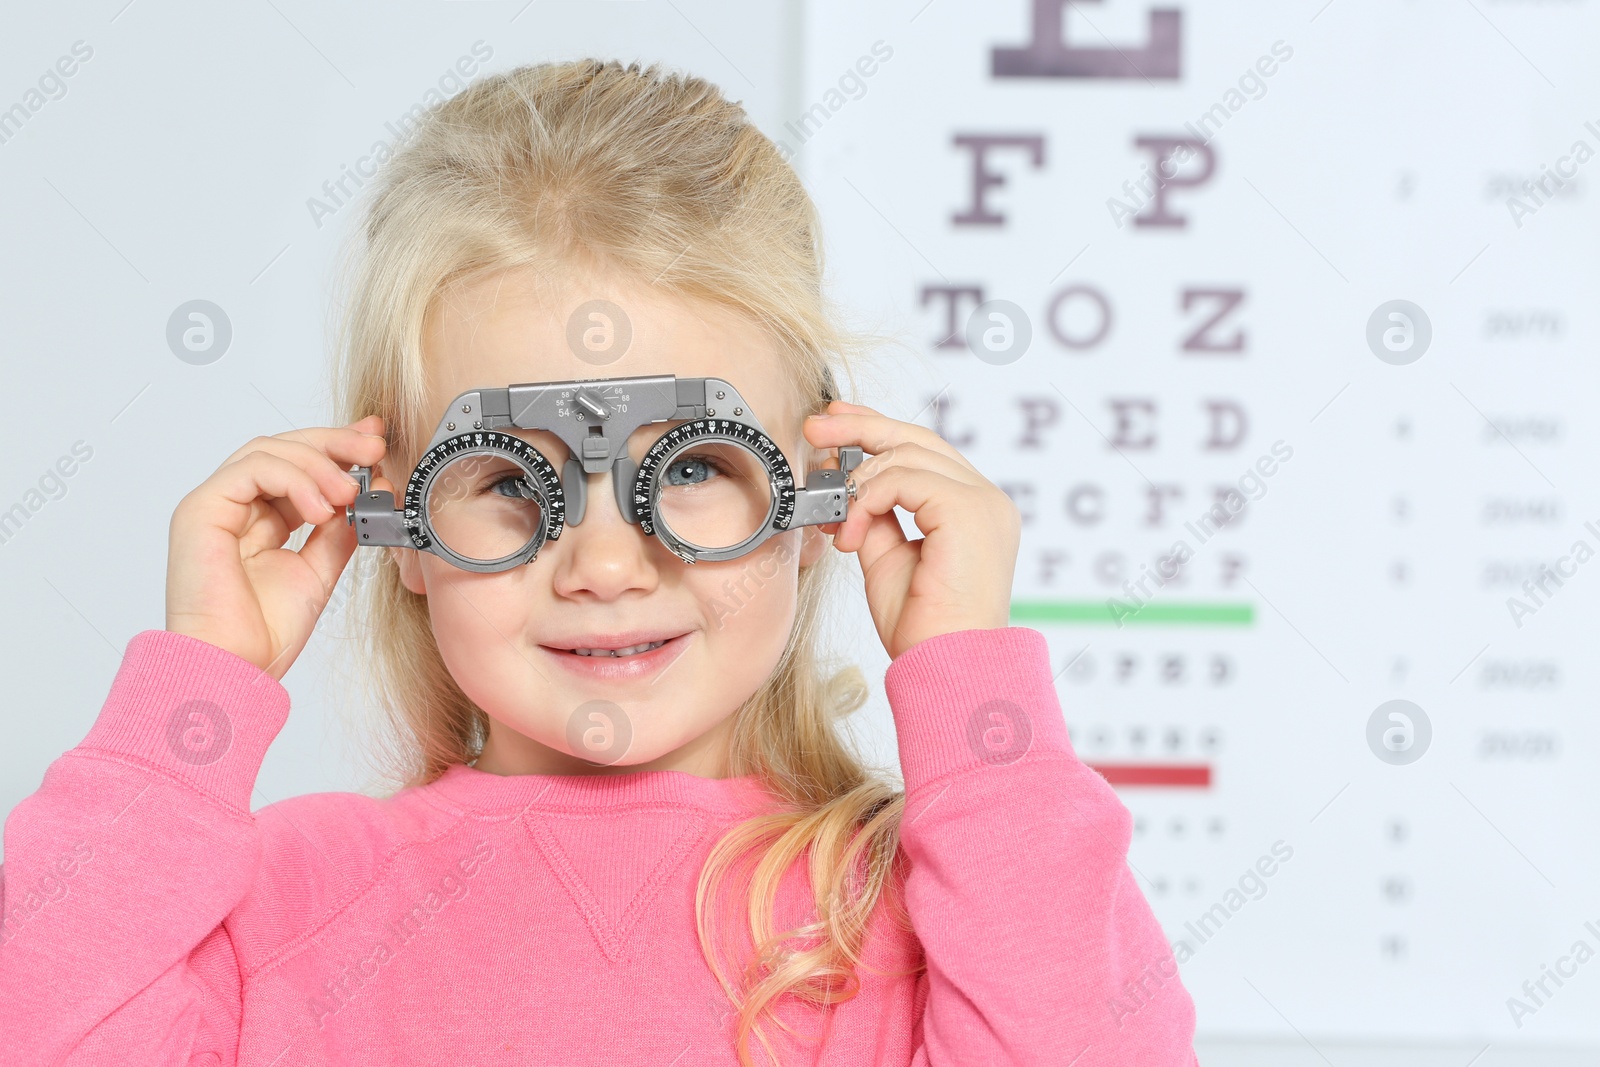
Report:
884,626,1198,1067
0,629,291,1065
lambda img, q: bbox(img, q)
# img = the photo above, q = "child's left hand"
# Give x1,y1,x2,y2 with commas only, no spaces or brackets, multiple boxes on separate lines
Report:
802,399,1022,661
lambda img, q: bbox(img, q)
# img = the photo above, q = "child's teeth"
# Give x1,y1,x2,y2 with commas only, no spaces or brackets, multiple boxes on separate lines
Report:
571,640,667,657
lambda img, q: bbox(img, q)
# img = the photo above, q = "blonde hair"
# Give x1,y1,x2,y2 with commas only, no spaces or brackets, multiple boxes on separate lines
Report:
326,59,920,1064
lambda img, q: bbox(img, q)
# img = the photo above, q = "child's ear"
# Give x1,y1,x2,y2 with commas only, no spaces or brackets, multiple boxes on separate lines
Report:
798,525,826,569
390,547,427,595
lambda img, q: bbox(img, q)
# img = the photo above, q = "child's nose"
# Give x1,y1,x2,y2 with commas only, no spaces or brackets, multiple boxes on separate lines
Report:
549,465,663,599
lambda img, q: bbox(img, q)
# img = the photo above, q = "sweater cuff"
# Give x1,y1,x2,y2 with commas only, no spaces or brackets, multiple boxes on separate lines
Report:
75,629,290,814
883,626,1073,791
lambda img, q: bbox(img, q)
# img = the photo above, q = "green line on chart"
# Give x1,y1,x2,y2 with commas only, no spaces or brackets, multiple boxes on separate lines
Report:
1009,600,1255,626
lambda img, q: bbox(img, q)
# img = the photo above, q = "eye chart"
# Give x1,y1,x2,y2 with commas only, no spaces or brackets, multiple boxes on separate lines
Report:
799,0,1600,1046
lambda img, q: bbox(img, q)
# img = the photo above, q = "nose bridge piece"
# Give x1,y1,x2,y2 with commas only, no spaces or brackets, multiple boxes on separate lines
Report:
560,454,639,527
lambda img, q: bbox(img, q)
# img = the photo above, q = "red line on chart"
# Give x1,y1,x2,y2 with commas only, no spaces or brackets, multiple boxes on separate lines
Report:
1087,763,1212,788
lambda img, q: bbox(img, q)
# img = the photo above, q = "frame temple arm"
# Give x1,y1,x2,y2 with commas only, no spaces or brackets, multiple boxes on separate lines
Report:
344,465,412,547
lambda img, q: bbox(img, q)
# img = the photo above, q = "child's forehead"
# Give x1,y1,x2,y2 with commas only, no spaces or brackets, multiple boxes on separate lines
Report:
428,263,766,351
420,267,801,433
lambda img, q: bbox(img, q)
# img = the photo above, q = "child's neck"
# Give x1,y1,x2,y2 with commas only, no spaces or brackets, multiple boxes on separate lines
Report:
473,716,738,779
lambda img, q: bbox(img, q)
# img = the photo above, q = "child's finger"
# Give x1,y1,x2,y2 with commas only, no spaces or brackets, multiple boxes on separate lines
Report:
804,406,983,478
833,464,969,555
191,451,336,539
216,428,386,509
295,503,358,596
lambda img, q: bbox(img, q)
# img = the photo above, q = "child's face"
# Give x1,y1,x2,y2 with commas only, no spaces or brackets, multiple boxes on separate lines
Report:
392,263,828,778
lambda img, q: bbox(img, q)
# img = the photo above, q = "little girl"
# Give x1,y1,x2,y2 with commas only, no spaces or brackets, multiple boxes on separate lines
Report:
0,60,1197,1065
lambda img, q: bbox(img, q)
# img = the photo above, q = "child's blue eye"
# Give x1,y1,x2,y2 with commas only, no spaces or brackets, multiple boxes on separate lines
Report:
488,474,538,500
663,453,728,488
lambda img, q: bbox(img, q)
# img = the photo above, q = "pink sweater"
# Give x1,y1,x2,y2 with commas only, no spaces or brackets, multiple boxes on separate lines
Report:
0,625,1196,1066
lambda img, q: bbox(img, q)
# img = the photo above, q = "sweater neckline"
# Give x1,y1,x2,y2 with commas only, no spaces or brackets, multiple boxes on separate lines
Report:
424,761,780,816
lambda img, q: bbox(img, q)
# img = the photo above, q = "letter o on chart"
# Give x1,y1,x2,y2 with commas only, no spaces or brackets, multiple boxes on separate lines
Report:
1048,285,1112,350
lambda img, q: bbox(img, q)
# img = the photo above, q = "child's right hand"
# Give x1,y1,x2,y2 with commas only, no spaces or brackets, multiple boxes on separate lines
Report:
165,414,395,680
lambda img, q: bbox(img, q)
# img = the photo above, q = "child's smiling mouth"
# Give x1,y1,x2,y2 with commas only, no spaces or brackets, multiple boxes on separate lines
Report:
538,631,695,679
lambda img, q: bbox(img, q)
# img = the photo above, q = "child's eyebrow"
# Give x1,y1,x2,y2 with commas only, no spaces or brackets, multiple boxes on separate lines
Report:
645,417,693,435
502,425,570,457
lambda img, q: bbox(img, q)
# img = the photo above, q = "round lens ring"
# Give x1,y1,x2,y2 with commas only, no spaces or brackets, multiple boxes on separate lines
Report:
404,431,566,573
634,419,791,562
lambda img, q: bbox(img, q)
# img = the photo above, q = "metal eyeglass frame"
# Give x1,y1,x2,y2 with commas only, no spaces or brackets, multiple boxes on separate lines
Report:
344,374,864,573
